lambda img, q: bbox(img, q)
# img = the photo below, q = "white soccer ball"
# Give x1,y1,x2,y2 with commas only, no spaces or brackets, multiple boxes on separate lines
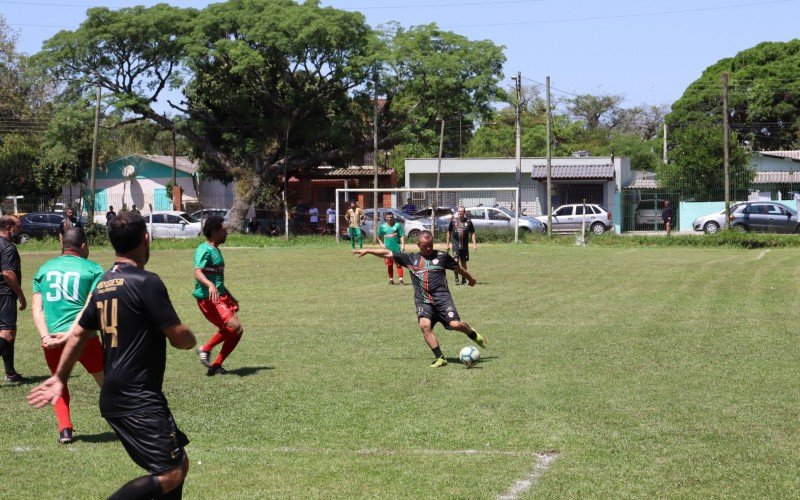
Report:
459,346,481,367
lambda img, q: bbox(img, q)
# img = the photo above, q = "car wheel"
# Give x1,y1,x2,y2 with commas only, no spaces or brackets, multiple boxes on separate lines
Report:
590,222,606,235
703,221,720,234
19,233,30,244
407,229,420,239
519,226,531,233
734,224,747,233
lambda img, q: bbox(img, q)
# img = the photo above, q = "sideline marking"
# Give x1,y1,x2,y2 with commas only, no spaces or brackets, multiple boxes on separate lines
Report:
497,451,559,500
755,249,770,260
223,445,541,457
615,248,638,255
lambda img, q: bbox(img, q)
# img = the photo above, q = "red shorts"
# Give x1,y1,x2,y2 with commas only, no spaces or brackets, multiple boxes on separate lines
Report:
43,335,104,375
197,294,239,330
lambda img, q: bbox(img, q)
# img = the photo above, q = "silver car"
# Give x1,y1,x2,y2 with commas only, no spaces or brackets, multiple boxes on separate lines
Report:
535,204,613,234
692,202,746,234
464,206,545,233
361,208,427,239
728,202,800,233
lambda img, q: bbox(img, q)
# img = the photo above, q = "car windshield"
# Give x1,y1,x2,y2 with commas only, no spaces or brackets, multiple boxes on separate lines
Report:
180,212,199,223
494,206,516,218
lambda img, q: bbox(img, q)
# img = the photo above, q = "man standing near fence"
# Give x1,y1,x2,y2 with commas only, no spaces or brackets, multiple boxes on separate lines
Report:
662,200,675,236
0,215,25,383
345,201,364,250
446,206,477,285
59,207,83,247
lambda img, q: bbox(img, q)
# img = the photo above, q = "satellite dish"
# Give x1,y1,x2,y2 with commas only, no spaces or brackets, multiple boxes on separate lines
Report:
122,165,136,178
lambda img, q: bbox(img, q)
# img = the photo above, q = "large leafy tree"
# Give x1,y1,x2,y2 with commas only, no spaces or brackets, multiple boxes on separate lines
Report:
670,40,800,151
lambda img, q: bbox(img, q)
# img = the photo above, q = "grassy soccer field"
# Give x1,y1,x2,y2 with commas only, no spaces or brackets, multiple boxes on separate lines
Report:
1,242,799,498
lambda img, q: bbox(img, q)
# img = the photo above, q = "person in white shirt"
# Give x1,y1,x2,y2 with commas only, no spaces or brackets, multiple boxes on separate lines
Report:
308,204,319,231
326,204,336,233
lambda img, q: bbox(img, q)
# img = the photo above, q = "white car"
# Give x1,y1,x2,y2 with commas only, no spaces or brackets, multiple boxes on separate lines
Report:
464,206,545,233
692,202,745,234
535,204,614,234
148,211,202,239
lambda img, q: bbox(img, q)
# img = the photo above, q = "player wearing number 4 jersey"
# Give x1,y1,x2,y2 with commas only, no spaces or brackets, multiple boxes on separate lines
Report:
28,212,197,499
194,216,244,376
31,228,104,444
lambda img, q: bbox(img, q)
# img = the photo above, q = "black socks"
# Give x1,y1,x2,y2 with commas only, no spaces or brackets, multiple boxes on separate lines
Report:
431,346,443,359
0,338,15,375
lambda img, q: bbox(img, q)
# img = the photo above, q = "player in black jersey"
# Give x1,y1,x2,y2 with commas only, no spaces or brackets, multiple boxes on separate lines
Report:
29,212,197,499
354,230,487,367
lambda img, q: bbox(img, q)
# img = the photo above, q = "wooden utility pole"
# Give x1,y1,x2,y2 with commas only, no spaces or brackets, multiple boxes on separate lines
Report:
722,72,731,229
512,71,522,243
546,76,553,237
663,123,668,164
433,118,445,238
171,128,178,210
89,85,101,222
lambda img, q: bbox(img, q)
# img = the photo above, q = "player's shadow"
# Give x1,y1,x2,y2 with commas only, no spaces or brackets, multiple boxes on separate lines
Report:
227,366,273,377
3,374,49,386
444,355,498,368
75,431,118,443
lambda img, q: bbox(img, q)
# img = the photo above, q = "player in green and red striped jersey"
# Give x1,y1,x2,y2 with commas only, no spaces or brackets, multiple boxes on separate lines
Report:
194,216,244,376
31,228,105,444
354,230,486,367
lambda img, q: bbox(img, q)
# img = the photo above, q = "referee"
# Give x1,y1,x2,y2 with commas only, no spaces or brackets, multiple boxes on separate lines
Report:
29,212,197,499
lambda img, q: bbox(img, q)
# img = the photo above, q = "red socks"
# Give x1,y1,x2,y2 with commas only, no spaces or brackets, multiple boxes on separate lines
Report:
211,325,242,367
202,331,225,352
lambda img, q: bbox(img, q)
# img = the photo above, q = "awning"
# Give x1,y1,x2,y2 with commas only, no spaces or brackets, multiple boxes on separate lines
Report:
531,164,614,180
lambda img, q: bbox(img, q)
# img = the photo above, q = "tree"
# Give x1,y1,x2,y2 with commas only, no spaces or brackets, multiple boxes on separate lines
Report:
380,22,505,154
670,40,800,151
566,93,624,130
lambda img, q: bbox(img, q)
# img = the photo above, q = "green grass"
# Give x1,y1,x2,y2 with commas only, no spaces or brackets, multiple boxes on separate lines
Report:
1,242,799,498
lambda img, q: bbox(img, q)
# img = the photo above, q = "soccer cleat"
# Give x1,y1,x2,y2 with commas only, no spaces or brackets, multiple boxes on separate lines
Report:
388,279,394,285
474,332,487,349
429,357,448,368
4,372,24,383
206,365,229,376
398,278,405,285
58,428,73,444
197,348,211,368
453,279,461,286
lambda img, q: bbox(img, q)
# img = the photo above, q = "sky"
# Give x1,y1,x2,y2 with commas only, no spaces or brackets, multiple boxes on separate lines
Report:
3,0,799,109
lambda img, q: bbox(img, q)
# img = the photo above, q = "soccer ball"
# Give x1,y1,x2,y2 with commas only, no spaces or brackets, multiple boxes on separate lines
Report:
459,346,481,368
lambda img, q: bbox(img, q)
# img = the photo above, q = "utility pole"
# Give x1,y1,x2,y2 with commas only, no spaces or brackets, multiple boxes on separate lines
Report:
546,76,552,237
433,117,445,238
662,123,668,164
512,71,522,243
171,128,178,210
722,72,731,229
88,85,101,223
373,74,380,243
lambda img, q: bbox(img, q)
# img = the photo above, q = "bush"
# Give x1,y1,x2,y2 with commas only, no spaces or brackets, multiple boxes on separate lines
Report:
84,222,109,246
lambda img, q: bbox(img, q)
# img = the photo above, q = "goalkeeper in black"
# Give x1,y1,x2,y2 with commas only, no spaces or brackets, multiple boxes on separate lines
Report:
354,230,486,367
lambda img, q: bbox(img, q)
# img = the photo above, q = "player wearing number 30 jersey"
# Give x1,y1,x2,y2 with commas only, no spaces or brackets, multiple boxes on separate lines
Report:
31,228,104,444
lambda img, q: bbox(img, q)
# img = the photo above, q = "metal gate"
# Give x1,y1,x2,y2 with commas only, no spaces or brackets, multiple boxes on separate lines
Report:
621,190,681,232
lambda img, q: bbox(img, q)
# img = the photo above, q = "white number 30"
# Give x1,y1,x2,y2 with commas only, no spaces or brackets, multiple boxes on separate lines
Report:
45,271,81,302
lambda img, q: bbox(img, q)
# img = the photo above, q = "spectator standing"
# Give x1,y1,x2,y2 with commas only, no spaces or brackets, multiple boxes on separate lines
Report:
345,201,365,250
402,198,417,216
662,200,675,236
326,204,337,233
59,208,83,247
130,204,141,215
106,206,117,223
308,203,319,232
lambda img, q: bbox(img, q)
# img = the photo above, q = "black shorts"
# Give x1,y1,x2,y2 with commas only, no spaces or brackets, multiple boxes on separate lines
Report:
105,407,189,475
416,299,460,329
0,294,17,330
451,243,469,262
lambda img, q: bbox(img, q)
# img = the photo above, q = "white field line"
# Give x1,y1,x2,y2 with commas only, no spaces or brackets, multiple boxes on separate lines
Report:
754,249,770,260
222,445,541,457
615,248,638,255
497,452,559,500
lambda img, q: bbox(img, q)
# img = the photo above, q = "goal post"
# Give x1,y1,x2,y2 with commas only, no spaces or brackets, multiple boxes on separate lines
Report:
334,187,521,243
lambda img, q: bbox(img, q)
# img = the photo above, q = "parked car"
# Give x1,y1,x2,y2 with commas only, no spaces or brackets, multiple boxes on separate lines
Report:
148,211,202,239
18,212,86,243
360,208,428,239
634,199,668,227
692,202,746,234
190,208,230,222
727,201,800,233
413,206,454,231
464,206,545,233
535,204,613,234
